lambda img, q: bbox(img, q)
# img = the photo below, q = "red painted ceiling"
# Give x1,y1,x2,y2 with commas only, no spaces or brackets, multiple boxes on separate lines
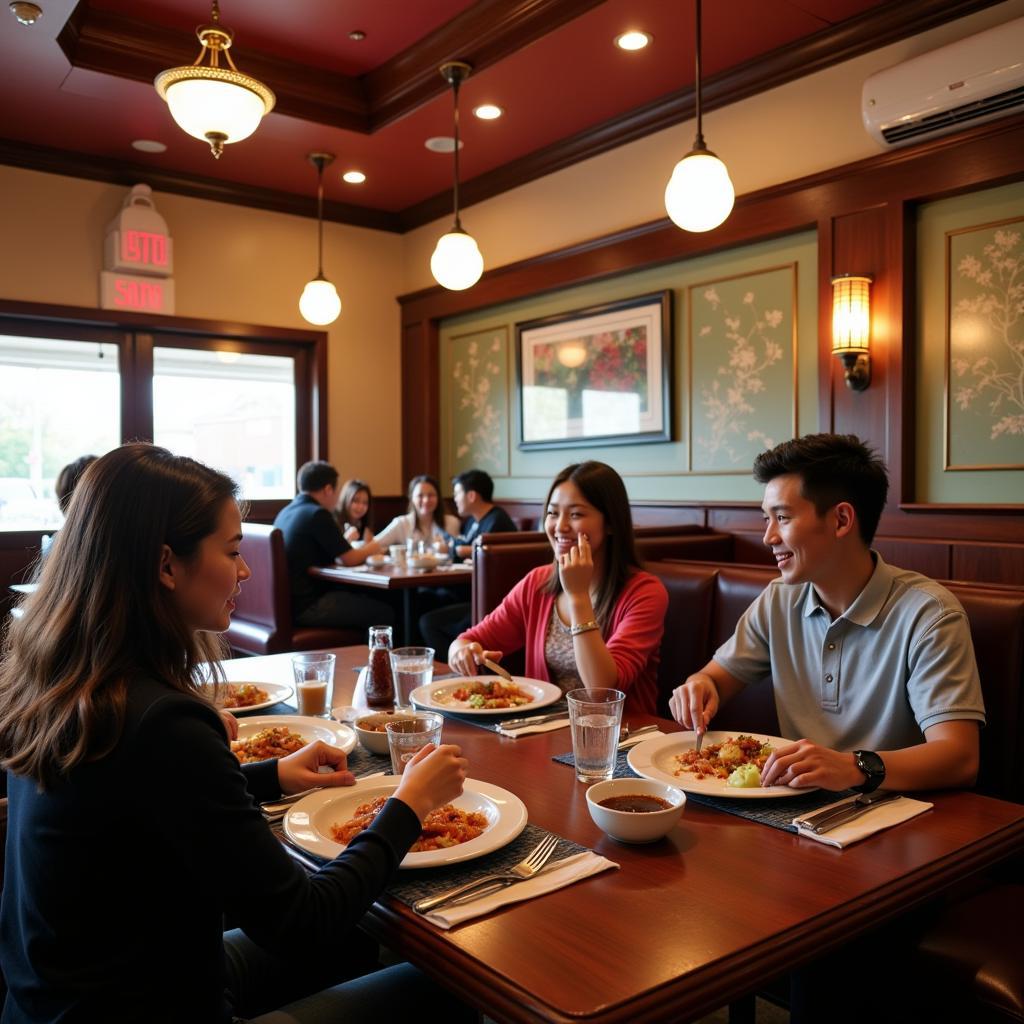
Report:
1,0,900,220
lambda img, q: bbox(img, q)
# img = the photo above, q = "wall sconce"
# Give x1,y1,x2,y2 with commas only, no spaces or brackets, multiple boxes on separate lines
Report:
831,274,872,391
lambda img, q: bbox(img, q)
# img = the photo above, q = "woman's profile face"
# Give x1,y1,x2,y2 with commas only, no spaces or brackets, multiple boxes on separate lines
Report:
161,500,250,634
412,482,438,519
545,480,606,561
348,489,369,520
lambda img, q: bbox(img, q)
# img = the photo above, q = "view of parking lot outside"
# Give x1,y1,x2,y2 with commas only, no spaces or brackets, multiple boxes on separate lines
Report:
0,336,121,531
152,347,296,500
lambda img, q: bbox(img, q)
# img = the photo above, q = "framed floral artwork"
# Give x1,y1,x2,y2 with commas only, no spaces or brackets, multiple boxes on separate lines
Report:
688,265,797,473
446,326,510,477
945,217,1024,470
515,291,672,450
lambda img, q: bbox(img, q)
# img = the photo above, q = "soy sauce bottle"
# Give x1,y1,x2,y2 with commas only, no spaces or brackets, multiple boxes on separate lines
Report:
365,624,395,708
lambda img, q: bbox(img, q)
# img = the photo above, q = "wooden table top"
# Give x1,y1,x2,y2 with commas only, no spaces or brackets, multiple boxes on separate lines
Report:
310,563,473,590
223,647,1024,1024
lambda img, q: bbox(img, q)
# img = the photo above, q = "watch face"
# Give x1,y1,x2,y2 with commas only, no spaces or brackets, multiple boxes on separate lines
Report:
854,750,885,791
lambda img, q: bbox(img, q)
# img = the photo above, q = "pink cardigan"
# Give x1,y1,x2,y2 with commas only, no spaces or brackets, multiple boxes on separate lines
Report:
458,565,669,714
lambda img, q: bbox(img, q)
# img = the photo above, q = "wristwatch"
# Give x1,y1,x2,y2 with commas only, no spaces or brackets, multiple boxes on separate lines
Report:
852,750,886,793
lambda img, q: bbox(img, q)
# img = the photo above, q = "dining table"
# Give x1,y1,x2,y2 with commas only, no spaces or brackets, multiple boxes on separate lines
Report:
309,561,471,644
222,646,1024,1024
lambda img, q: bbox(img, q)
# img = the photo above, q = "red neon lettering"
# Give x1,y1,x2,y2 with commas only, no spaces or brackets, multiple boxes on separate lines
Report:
120,230,169,267
114,279,130,306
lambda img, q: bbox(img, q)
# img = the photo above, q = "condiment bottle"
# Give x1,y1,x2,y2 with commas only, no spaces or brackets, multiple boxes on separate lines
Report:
365,624,395,708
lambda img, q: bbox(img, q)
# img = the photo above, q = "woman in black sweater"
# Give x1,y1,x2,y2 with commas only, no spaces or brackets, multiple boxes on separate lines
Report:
0,444,470,1024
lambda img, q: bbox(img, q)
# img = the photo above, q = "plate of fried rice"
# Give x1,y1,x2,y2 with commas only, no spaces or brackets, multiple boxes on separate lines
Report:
202,681,293,713
230,715,356,764
628,731,817,798
283,777,528,867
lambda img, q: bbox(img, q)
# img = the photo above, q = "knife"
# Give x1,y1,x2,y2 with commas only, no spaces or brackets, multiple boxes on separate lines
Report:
794,791,902,834
499,712,570,730
481,657,514,683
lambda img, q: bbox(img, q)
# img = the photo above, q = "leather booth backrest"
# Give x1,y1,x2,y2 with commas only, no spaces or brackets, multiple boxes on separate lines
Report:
473,523,709,550
235,524,291,630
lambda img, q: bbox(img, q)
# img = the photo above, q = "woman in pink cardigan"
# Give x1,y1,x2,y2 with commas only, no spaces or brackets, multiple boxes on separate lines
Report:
448,461,668,714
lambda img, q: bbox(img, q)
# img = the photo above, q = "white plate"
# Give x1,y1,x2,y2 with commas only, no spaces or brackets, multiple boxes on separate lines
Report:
628,731,816,799
203,681,293,714
235,715,356,757
284,777,528,868
410,676,562,716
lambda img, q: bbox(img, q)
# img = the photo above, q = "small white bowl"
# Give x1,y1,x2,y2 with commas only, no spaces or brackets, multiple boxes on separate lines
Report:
407,554,438,570
585,778,686,844
353,710,419,754
365,553,388,568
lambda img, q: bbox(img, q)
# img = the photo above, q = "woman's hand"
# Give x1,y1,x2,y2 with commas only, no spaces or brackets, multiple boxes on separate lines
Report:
558,533,594,598
448,640,502,677
277,740,356,794
393,743,468,822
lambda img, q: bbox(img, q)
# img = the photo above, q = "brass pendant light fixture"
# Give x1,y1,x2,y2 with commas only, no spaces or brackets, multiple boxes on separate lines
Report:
430,61,484,291
664,0,734,232
298,153,342,327
155,0,275,159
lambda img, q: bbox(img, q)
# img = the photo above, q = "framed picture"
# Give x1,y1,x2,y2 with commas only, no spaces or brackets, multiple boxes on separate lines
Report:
516,291,672,450
687,264,797,473
945,216,1024,471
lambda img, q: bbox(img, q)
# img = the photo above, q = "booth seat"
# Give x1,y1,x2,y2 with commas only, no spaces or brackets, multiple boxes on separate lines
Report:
224,523,359,656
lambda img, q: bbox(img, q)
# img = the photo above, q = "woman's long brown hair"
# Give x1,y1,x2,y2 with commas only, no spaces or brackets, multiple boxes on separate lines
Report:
541,461,641,627
0,444,238,788
337,478,372,534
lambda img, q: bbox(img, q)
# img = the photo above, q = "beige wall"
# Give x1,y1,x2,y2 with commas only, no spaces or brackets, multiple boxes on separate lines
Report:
402,0,1024,294
0,165,406,491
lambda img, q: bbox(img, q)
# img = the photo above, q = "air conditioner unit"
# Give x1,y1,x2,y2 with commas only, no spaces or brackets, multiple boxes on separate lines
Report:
862,16,1024,147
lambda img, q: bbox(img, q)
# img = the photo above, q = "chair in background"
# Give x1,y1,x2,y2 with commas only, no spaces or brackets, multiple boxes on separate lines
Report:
224,523,359,656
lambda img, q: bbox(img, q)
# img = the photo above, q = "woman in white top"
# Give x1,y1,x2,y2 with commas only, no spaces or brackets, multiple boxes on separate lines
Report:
375,475,459,552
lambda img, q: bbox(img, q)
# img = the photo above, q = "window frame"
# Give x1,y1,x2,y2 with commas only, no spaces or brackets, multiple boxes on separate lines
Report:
0,299,327,536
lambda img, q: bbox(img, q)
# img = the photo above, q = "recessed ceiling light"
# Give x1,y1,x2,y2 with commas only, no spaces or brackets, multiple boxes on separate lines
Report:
9,2,42,26
473,104,503,121
131,139,167,153
348,29,365,41
425,136,463,153
342,170,366,184
615,30,652,51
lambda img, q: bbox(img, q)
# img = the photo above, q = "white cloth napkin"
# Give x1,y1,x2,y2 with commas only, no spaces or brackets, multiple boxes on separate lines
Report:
420,851,618,929
618,729,666,749
496,717,571,738
794,796,933,848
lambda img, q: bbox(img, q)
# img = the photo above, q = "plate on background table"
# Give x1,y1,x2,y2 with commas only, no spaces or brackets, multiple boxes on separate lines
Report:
202,681,292,714
410,676,562,715
284,777,528,868
628,731,816,799
233,715,356,759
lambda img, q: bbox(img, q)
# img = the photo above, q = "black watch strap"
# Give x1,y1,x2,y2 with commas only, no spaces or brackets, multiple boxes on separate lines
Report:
852,749,885,793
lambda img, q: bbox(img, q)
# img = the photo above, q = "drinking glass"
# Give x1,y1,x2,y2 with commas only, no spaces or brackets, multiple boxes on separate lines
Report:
390,646,434,709
385,714,443,774
566,688,625,783
291,652,336,718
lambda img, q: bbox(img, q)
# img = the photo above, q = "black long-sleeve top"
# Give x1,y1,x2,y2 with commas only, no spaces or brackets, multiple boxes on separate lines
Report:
1,678,420,1023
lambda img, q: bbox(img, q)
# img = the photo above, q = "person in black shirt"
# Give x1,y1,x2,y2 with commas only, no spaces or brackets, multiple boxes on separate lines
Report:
273,461,394,630
419,469,517,652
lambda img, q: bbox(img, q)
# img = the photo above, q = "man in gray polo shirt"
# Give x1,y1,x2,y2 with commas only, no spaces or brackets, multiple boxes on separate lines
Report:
669,433,984,793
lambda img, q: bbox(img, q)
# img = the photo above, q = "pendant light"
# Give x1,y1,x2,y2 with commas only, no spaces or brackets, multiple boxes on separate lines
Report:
430,61,484,291
664,0,734,232
298,153,342,327
155,1,275,159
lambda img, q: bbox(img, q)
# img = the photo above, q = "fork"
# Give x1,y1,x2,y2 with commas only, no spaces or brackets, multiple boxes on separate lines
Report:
412,834,560,915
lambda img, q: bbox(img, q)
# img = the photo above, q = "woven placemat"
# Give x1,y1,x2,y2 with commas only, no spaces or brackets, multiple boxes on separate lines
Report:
552,748,852,833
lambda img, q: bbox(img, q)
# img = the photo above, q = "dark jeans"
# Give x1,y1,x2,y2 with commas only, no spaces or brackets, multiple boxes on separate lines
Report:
418,602,471,658
296,591,395,632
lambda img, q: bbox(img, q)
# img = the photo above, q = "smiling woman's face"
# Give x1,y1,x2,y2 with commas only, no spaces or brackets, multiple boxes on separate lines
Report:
412,482,438,520
545,480,606,561
348,489,369,520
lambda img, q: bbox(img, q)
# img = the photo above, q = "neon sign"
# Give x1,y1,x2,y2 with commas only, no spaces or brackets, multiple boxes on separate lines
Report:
100,272,175,313
120,230,169,268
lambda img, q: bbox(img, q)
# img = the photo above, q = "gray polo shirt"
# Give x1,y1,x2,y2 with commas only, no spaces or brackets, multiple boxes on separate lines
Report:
713,553,985,752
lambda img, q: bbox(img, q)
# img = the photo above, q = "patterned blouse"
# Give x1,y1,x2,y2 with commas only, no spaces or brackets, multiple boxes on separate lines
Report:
543,603,583,694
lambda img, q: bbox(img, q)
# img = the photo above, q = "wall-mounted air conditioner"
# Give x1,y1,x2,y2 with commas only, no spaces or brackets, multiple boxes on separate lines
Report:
862,16,1024,148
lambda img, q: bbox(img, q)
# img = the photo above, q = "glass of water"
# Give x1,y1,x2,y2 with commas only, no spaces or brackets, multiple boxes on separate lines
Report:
389,646,435,709
566,688,626,783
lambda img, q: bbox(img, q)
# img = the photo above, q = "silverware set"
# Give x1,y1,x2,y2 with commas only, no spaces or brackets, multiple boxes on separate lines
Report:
260,770,386,824
793,791,902,834
413,834,560,915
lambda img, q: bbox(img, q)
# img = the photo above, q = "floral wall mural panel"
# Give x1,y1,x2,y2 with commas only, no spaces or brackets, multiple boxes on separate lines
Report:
946,218,1024,470
447,326,510,477
688,265,797,473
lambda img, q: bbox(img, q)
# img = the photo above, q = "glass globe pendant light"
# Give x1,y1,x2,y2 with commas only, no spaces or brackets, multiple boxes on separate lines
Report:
430,61,484,291
154,0,275,159
298,153,342,327
664,0,734,232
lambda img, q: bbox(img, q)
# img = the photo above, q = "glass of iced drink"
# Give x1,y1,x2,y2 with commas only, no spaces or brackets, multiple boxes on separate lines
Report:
389,646,434,709
566,688,625,783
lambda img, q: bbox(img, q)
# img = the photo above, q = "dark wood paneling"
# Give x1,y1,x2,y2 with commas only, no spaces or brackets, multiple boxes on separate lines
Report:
400,320,441,481
952,545,1024,585
873,539,951,580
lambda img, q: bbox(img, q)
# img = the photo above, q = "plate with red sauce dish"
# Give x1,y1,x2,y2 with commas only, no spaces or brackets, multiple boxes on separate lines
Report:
410,676,562,715
628,731,817,799
283,777,528,867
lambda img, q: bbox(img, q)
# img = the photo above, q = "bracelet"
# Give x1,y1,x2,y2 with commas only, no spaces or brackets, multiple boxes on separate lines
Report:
569,619,600,636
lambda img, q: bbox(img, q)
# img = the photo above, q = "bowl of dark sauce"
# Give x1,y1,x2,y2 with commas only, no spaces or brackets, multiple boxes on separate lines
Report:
586,778,685,843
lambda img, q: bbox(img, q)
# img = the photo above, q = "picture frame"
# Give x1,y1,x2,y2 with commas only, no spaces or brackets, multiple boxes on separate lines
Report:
515,291,672,450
